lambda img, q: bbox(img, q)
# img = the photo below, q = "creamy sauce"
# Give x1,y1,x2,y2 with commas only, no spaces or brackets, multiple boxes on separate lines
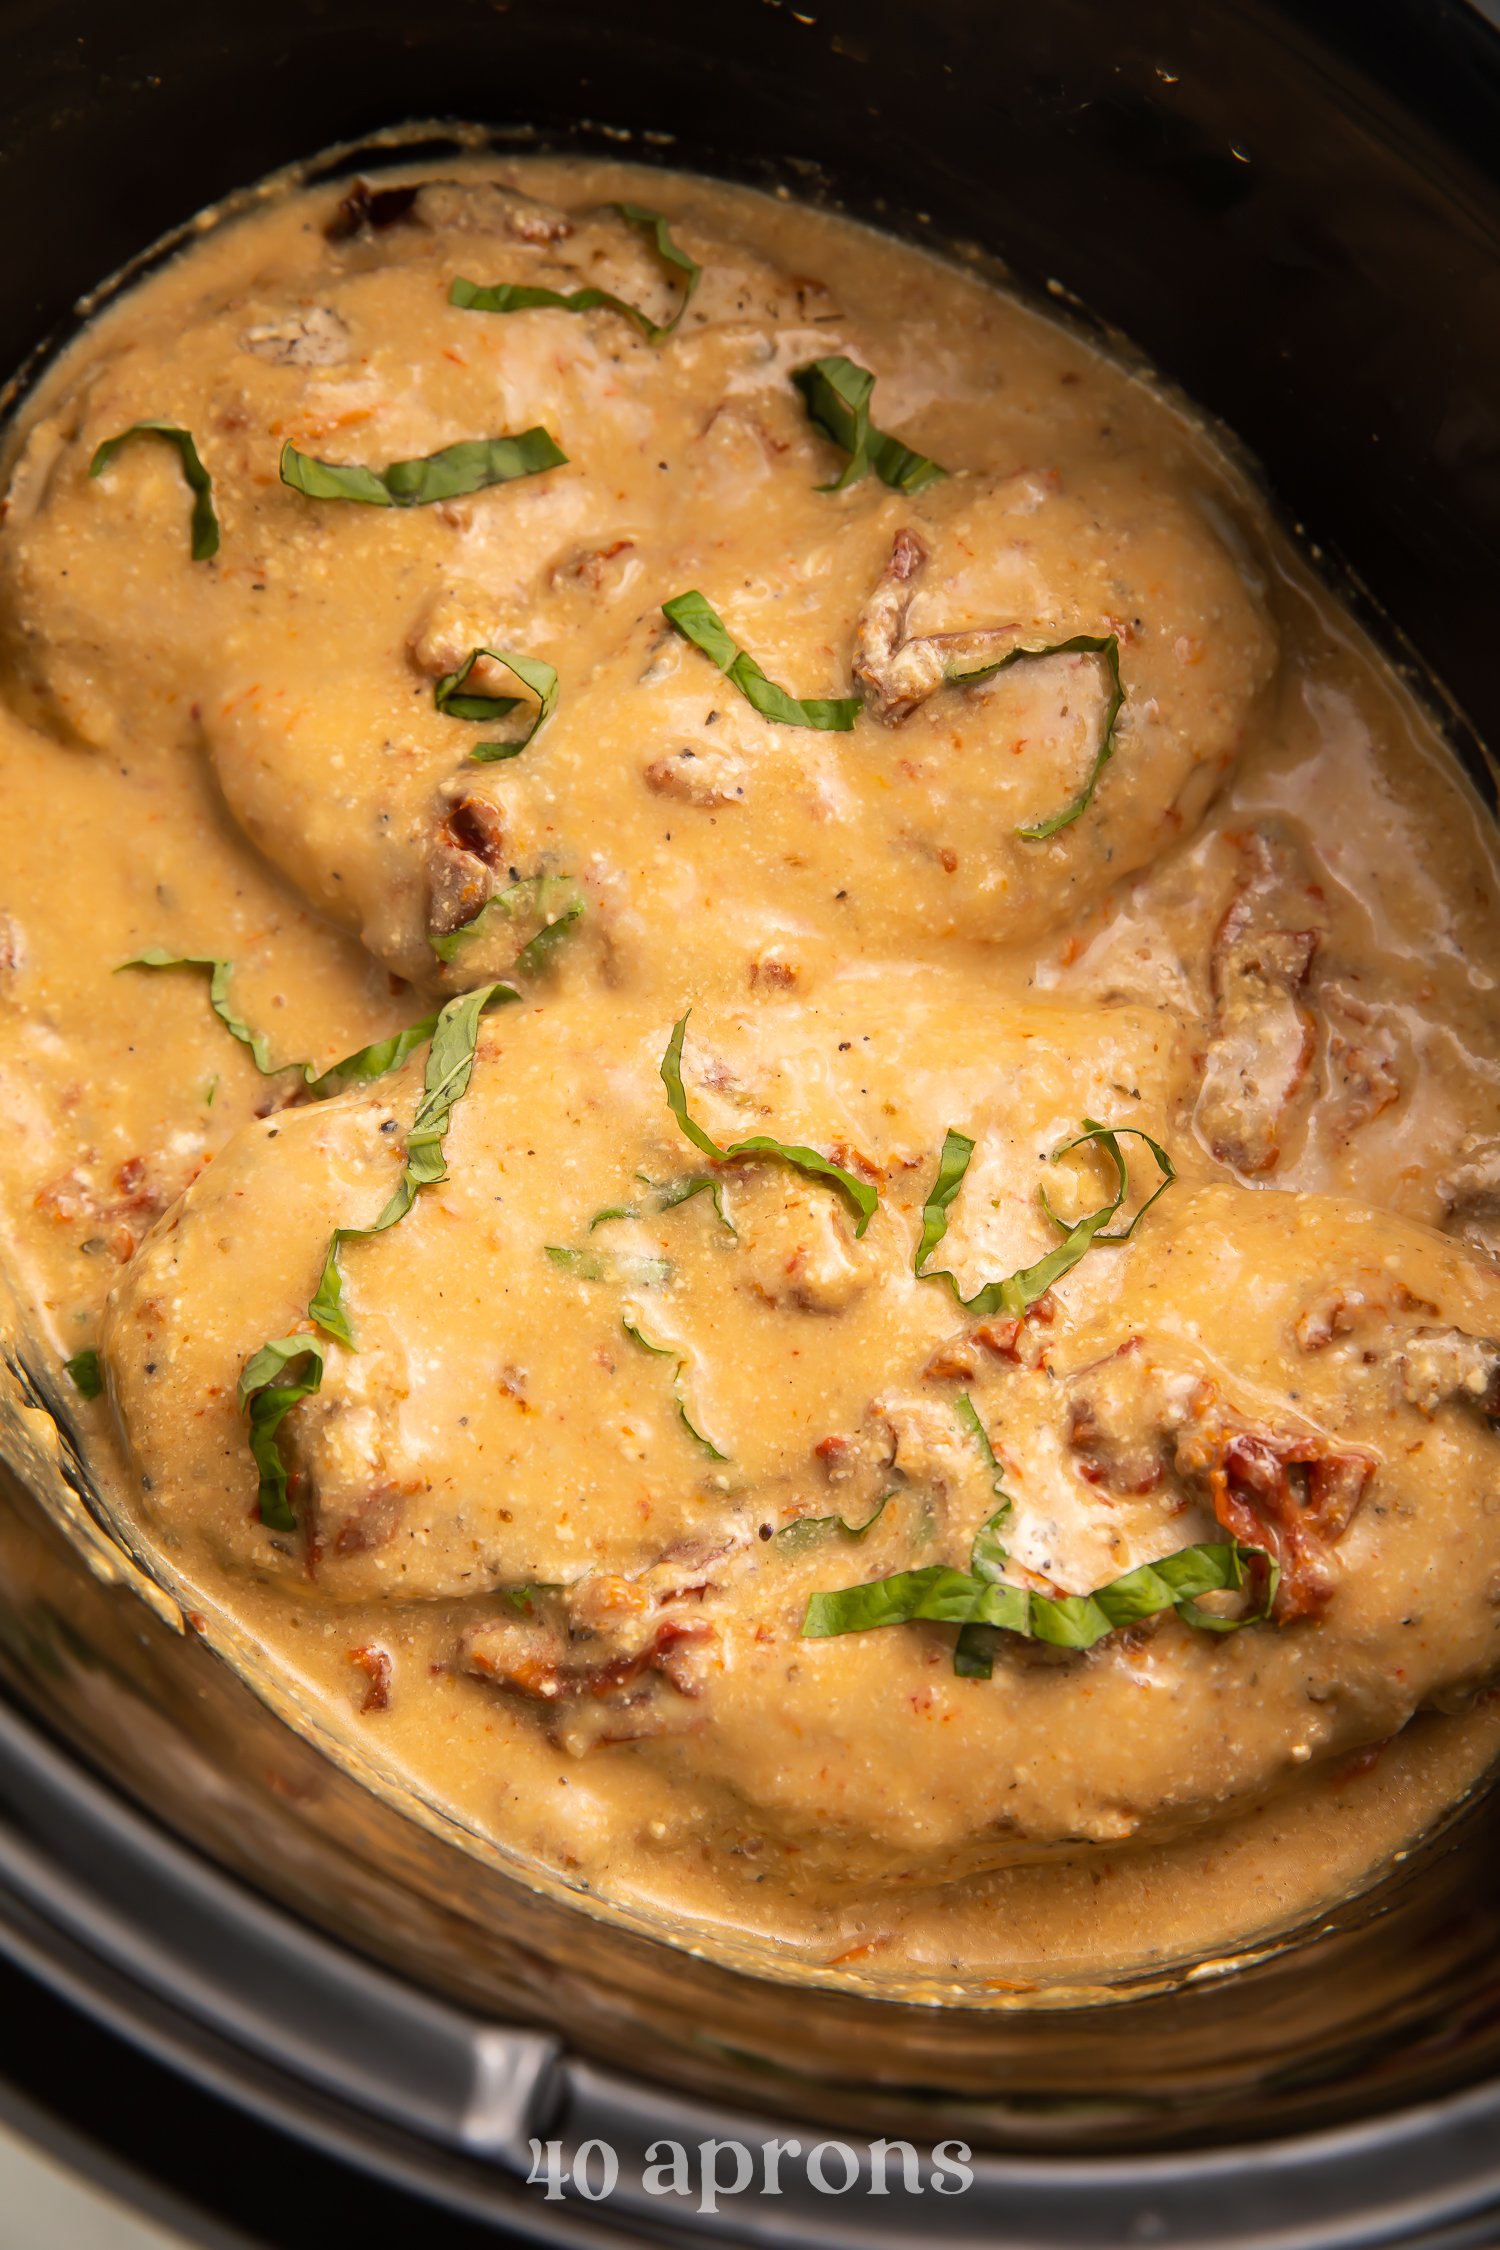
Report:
3,153,1500,1996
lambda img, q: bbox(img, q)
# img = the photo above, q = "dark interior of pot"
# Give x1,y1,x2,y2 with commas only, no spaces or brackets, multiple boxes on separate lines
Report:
3,0,1500,2229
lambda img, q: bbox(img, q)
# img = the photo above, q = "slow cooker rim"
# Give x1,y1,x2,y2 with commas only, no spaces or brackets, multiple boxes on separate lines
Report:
5,1681,1500,2249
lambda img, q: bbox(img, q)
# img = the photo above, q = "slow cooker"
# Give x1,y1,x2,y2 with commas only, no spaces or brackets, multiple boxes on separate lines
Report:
4,1,1500,2241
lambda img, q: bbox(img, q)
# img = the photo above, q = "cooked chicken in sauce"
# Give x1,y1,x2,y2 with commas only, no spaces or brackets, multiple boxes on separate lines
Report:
2,153,1500,1988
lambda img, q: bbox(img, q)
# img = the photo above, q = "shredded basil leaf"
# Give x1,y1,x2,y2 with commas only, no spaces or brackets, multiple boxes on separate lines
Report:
434,646,558,761
777,1491,894,1554
513,896,584,977
302,1015,446,1101
662,590,861,732
64,1349,103,1400
953,1393,1010,1512
122,951,448,1102
89,422,220,560
660,1011,878,1238
915,1117,1174,1317
450,200,700,345
804,1537,1275,1656
589,1172,734,1236
951,1393,1014,1674
941,632,1123,840
544,1244,672,1289
120,949,278,1073
612,202,702,332
279,429,566,508
791,356,945,494
621,1311,727,1460
236,1334,327,1531
308,982,516,1348
429,876,585,971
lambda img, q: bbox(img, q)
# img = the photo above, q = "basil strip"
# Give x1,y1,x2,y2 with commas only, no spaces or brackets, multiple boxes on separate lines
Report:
662,591,861,732
236,1335,327,1532
429,876,585,970
777,1492,893,1555
279,429,566,508
660,1011,878,1238
942,633,1123,840
120,950,277,1073
64,1349,103,1400
803,1538,1275,1655
953,1393,1010,1513
450,200,700,345
122,951,445,1101
302,1015,445,1101
89,422,220,560
613,201,702,333
590,1173,734,1236
952,1393,1013,1675
915,1117,1175,1317
544,1244,672,1288
308,982,516,1348
791,356,945,495
621,1312,727,1460
434,646,558,761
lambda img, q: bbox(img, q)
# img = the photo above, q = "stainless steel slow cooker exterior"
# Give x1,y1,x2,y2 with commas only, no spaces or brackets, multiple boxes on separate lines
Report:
3,2,1500,2240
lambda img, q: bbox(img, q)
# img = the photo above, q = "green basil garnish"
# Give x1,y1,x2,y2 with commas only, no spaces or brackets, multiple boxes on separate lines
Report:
589,1173,734,1236
429,876,584,971
661,591,861,732
544,1244,672,1288
791,356,945,495
953,1392,1010,1511
450,200,701,345
915,1117,1174,1317
945,633,1123,840
308,982,516,1348
302,1016,447,1101
777,1492,893,1555
803,1537,1275,1659
951,1393,1014,1675
122,950,448,1101
64,1349,103,1400
236,1334,327,1531
621,1311,727,1460
120,949,278,1073
279,429,566,508
434,646,558,761
89,423,220,560
661,1011,878,1237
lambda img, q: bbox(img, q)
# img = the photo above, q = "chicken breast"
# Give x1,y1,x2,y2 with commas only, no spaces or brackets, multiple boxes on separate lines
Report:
101,982,1188,1598
0,171,1274,986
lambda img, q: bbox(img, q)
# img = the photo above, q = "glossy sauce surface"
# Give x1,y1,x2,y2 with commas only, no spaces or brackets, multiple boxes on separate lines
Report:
3,155,1500,1993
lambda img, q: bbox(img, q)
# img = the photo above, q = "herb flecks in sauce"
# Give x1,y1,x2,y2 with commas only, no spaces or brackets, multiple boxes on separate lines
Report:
63,1349,103,1400
89,423,220,560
